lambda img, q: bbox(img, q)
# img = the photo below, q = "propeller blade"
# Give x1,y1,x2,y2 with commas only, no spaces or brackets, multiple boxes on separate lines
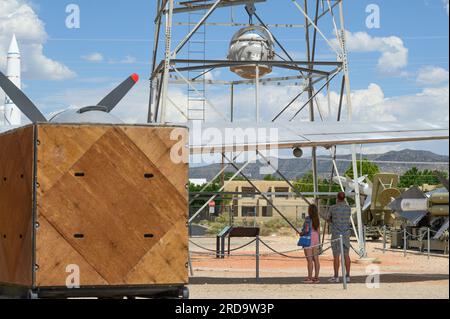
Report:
362,195,372,211
0,71,47,123
97,73,139,112
357,175,368,183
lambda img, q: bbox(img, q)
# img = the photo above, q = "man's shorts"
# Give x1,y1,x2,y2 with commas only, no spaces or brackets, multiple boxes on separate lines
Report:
331,234,350,257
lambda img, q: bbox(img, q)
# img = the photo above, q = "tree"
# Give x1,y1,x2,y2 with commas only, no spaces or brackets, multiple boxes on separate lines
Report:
345,159,380,182
319,178,342,193
189,172,242,217
294,171,315,193
223,172,245,181
293,171,341,193
399,168,448,188
263,174,280,181
189,179,221,208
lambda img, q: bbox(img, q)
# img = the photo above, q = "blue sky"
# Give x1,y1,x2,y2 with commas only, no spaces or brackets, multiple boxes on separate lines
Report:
0,0,449,155
30,0,449,93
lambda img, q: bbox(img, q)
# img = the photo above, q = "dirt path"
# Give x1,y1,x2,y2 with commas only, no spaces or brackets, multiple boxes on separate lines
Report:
188,236,449,299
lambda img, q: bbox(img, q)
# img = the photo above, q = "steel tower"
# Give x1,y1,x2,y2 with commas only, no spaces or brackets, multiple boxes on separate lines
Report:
148,0,366,257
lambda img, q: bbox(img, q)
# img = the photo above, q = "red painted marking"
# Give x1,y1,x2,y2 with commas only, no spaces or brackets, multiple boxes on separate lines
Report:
131,73,139,83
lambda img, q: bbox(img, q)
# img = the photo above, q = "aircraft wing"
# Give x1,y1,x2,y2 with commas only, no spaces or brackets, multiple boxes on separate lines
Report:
189,121,449,154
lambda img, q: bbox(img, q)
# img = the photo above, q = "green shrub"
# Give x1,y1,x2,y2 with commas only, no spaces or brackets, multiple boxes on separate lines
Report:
198,215,305,237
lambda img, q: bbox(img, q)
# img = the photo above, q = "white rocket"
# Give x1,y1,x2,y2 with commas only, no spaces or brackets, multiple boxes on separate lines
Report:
1,34,22,125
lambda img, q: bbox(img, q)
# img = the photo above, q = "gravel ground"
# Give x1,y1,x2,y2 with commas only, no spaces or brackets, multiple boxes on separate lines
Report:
188,236,449,299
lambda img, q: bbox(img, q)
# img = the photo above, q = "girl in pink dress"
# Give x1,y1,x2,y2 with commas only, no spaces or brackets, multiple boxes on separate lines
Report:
302,204,321,284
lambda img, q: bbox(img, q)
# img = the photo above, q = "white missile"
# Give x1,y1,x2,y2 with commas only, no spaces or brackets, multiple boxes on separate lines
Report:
3,34,22,125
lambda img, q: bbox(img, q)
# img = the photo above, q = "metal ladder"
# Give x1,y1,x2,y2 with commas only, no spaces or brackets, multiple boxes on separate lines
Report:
187,5,207,122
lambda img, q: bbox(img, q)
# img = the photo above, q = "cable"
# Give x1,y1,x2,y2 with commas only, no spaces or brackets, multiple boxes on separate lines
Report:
189,238,257,253
189,237,341,259
259,237,338,259
189,240,217,253
228,238,257,252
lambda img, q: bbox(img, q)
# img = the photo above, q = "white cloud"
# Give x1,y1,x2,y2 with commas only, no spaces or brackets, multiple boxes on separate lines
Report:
0,0,75,80
315,83,449,124
417,66,449,86
114,82,188,123
37,78,188,124
82,52,104,63
38,73,449,128
120,55,137,64
106,55,139,65
333,31,409,75
81,53,138,65
206,79,449,126
35,77,449,157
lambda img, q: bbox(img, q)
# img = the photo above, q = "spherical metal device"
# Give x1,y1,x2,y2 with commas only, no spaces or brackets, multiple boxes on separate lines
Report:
49,107,123,124
228,26,275,79
293,147,303,158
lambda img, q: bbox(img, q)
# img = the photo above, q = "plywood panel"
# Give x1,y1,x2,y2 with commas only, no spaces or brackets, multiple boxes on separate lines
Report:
0,126,34,286
36,124,188,286
36,125,107,195
121,126,189,196
124,220,189,285
36,217,108,287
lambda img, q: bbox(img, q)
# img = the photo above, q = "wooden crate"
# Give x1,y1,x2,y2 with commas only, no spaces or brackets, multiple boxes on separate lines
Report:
0,124,189,293
0,126,34,287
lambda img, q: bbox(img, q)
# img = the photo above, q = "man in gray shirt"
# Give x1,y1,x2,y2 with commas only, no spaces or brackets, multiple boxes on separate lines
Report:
326,192,352,283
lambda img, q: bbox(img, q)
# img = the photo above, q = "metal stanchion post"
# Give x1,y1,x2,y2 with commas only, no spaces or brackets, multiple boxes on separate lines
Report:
340,235,348,290
216,236,220,259
221,235,226,259
363,226,367,257
403,228,407,258
188,250,194,277
427,228,431,260
383,226,387,254
256,235,260,282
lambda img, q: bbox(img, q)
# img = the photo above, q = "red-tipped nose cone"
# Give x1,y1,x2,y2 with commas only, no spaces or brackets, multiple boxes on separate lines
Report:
131,73,139,83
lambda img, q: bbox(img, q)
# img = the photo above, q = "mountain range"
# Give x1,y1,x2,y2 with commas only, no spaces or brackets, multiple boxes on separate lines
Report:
189,149,449,181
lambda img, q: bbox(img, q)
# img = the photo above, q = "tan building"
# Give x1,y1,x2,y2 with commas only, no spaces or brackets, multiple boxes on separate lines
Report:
223,180,313,221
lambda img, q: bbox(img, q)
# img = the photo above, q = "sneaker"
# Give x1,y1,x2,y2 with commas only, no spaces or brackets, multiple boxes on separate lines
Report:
328,277,340,283
346,277,351,283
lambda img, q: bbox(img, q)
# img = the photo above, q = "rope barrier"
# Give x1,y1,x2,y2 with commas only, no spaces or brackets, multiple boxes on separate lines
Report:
190,251,257,257
263,246,332,258
189,240,217,253
190,246,332,259
388,228,440,237
189,236,351,290
260,237,341,255
189,238,258,254
405,232,428,241
259,238,332,259
189,236,341,259
228,238,257,252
